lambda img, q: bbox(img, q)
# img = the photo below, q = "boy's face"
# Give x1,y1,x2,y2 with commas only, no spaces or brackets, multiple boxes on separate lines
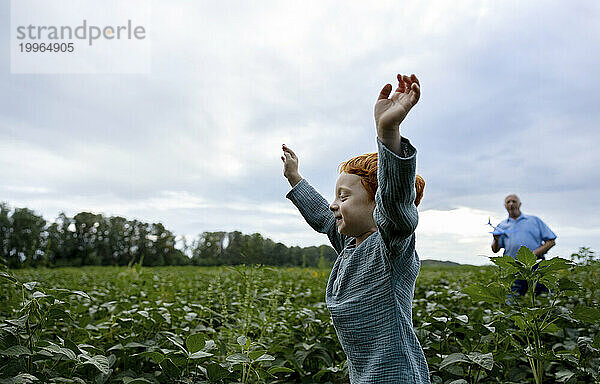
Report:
329,173,376,241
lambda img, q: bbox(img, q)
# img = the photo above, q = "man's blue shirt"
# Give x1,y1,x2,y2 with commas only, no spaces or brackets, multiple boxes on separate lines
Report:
494,214,556,258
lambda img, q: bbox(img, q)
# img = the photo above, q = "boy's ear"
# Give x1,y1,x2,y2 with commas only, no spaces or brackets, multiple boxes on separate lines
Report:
415,175,425,207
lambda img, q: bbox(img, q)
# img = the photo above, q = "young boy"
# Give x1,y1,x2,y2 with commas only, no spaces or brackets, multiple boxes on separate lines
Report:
281,74,429,383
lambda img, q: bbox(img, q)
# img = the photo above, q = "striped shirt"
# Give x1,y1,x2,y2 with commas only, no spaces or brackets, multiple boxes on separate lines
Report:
286,138,430,383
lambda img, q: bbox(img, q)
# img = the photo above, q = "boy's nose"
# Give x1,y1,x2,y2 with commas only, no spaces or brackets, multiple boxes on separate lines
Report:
329,202,338,212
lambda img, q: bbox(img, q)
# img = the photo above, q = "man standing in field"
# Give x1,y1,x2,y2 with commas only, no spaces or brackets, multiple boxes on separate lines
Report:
491,194,557,295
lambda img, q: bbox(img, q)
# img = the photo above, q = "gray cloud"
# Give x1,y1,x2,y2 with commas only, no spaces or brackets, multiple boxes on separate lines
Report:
1,1,598,264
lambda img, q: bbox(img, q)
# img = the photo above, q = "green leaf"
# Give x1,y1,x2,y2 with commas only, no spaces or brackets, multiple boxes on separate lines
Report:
236,335,248,346
312,366,340,380
40,344,77,360
572,305,600,323
123,342,148,349
134,351,165,364
538,258,572,273
203,339,216,351
47,307,72,321
255,353,275,362
0,373,39,384
70,290,91,300
188,350,213,359
79,355,110,375
439,353,469,369
541,323,561,334
490,254,518,268
159,358,181,378
122,378,152,384
557,278,580,292
0,345,31,356
23,282,38,291
248,349,267,360
226,352,251,364
165,336,186,353
516,246,537,268
6,314,29,328
490,254,521,275
106,344,123,352
555,370,576,383
267,366,295,375
206,362,230,381
511,315,527,330
0,271,17,283
31,291,47,298
466,352,494,370
462,284,505,304
186,333,206,354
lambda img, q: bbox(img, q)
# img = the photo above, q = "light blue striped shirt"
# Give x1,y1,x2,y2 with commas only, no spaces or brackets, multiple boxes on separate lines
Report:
286,138,430,384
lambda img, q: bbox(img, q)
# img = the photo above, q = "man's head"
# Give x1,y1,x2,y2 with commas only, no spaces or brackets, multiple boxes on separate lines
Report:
504,194,522,219
329,152,424,242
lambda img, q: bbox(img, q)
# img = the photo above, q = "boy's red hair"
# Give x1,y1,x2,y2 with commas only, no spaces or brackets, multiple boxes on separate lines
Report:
339,153,425,207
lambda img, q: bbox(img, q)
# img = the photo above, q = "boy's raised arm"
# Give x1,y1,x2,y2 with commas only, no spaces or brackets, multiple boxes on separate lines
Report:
373,74,421,252
282,145,346,253
375,74,420,156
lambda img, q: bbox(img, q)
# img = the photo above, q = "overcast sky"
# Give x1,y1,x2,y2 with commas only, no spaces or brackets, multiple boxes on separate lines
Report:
1,1,599,265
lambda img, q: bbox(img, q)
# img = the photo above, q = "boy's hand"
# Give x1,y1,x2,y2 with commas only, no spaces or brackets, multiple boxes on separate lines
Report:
375,74,420,141
281,144,302,187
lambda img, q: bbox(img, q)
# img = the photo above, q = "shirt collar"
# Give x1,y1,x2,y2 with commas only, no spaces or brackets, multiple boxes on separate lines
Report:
507,214,525,222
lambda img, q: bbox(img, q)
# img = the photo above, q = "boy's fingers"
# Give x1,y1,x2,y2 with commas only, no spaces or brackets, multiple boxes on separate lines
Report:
282,145,297,159
378,83,393,100
402,75,411,93
410,74,420,87
396,74,404,93
410,83,420,103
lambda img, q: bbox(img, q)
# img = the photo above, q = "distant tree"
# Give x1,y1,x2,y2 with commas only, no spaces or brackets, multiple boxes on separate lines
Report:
0,201,338,268
272,242,289,266
151,223,188,266
192,231,225,266
0,203,11,269
223,231,243,265
107,216,131,265
242,233,265,264
73,212,104,266
132,221,151,266
6,207,46,268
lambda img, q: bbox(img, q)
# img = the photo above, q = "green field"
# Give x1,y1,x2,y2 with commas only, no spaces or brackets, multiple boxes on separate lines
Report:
1,254,599,383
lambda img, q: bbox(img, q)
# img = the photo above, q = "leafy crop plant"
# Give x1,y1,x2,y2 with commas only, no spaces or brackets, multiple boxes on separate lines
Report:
463,246,600,384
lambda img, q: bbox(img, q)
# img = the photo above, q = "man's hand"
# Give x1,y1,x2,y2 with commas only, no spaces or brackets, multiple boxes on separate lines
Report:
281,144,302,187
491,235,501,253
374,74,420,154
533,239,556,259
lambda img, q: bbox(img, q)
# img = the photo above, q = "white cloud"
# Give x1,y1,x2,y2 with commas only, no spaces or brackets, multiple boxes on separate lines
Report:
417,207,501,237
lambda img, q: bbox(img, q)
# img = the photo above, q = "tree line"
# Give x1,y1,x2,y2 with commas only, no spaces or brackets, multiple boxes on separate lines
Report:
0,203,336,269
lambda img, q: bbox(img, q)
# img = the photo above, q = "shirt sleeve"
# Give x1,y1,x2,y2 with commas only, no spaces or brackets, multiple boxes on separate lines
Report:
536,217,557,242
495,221,507,248
286,179,346,254
373,137,419,256
498,234,505,249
